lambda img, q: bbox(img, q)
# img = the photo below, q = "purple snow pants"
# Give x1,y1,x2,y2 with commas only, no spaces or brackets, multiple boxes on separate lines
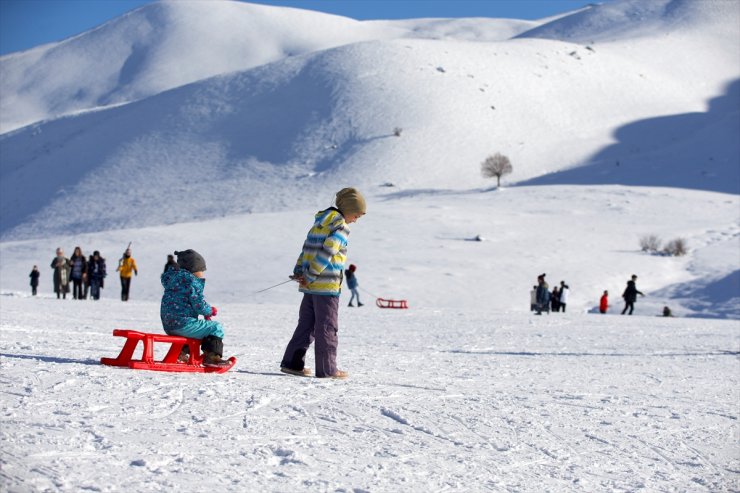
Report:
280,294,339,378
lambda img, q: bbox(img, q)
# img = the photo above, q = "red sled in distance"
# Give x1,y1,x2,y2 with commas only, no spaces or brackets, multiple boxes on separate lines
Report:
100,329,235,374
376,298,409,309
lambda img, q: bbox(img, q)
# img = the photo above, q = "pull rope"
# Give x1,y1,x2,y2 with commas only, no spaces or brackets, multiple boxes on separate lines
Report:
359,286,381,299
254,278,294,294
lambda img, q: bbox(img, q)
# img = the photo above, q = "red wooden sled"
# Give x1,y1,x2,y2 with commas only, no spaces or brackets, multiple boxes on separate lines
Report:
100,329,235,374
376,298,409,309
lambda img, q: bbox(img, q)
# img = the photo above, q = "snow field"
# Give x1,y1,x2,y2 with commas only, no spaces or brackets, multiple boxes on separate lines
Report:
0,295,738,491
1,185,737,317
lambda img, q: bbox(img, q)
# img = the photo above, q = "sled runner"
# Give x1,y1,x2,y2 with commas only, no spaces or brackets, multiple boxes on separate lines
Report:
100,329,236,374
376,298,409,309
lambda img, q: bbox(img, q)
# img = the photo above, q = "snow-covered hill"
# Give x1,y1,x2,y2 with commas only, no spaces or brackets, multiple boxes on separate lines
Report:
0,0,542,134
1,0,738,241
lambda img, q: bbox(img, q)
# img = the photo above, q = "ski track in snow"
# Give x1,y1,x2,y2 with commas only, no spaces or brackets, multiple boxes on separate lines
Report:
1,296,738,491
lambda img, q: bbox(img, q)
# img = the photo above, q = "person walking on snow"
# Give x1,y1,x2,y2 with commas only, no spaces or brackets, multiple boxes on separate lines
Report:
599,290,609,314
160,250,230,367
29,266,40,296
51,248,71,299
559,281,570,313
621,274,644,315
116,248,138,301
346,264,363,307
280,187,366,379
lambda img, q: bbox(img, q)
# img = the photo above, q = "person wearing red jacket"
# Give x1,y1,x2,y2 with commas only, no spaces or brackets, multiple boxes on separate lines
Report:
599,290,609,314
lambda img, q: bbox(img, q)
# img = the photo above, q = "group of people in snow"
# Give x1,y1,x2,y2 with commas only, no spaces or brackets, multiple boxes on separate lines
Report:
159,188,366,373
531,273,657,316
599,274,646,315
38,246,138,301
531,275,570,315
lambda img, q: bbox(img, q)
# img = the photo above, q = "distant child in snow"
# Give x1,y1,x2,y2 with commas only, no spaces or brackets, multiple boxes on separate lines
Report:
599,290,609,314
160,250,230,368
280,187,366,379
346,264,363,307
662,306,674,317
29,266,40,296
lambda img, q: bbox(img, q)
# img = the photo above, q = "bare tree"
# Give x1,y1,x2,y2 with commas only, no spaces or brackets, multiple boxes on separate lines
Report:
639,234,662,253
481,153,513,187
663,238,688,257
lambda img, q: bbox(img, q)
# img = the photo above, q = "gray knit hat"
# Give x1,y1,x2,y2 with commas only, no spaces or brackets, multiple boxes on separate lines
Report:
175,249,206,273
335,187,366,216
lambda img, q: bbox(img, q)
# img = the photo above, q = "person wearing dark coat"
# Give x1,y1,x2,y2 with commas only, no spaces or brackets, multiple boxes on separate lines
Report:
51,248,71,299
88,251,107,300
621,274,645,315
29,266,40,296
163,254,178,273
69,246,88,300
535,274,550,315
550,286,560,312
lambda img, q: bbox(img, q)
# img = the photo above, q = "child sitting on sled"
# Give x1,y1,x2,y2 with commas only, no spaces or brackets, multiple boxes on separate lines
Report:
160,249,230,367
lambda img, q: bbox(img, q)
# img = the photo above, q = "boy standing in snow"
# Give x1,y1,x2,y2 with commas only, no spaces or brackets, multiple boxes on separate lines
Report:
160,249,230,367
280,188,366,379
346,264,363,307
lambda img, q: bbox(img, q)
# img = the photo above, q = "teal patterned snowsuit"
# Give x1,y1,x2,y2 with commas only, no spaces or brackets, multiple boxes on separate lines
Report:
160,268,224,339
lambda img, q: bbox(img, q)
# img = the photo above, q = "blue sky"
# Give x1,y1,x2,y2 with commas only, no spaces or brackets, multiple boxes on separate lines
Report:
0,0,601,56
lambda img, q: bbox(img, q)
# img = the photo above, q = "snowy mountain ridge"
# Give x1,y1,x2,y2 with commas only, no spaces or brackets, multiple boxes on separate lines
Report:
0,0,542,134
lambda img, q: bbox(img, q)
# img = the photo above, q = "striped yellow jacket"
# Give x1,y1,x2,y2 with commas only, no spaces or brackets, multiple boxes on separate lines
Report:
294,208,350,296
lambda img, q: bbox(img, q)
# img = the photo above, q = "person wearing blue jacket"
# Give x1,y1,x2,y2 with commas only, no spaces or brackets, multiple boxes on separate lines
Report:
160,249,229,367
345,264,363,307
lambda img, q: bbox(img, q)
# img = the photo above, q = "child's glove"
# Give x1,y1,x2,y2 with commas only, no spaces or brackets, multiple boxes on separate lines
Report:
205,306,217,320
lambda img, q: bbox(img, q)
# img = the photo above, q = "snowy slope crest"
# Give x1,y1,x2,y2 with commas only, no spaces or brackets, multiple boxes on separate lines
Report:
0,0,538,134
517,0,740,43
0,0,405,134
